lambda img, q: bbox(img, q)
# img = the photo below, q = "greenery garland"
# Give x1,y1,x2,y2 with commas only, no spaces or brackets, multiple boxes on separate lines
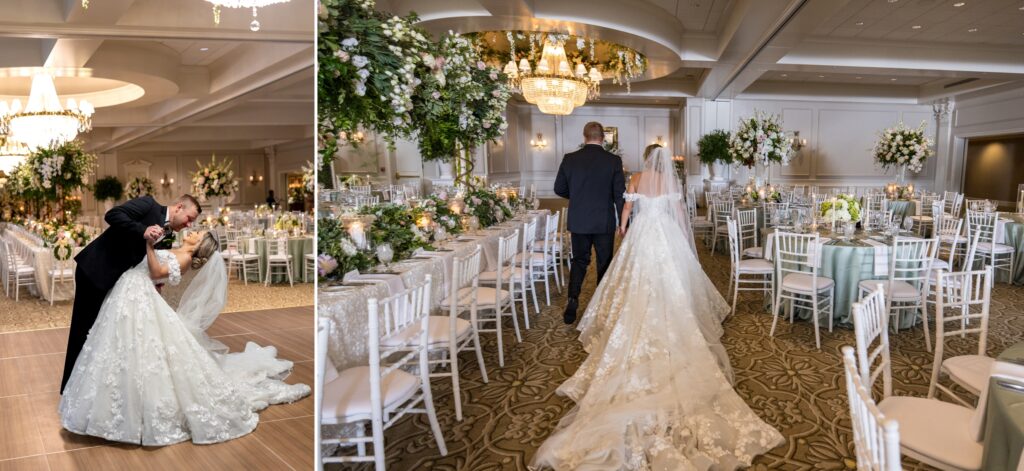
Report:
126,177,154,199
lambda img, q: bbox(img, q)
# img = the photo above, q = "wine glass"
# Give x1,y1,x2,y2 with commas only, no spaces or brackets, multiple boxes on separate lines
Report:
434,226,448,248
376,243,394,271
469,216,481,235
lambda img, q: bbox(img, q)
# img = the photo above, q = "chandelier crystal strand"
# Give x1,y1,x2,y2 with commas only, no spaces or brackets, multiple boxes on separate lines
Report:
519,38,597,115
204,0,290,30
0,73,94,150
0,139,29,173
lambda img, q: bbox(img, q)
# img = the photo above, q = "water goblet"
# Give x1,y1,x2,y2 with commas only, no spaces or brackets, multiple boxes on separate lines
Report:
376,243,394,270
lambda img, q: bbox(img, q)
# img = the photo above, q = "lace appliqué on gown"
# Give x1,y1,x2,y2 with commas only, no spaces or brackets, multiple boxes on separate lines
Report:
533,194,784,470
58,250,310,446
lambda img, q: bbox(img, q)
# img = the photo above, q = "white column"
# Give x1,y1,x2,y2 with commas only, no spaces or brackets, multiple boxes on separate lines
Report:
931,98,953,193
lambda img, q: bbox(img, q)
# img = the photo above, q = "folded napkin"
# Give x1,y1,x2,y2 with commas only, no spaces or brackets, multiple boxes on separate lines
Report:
342,270,405,296
862,238,890,277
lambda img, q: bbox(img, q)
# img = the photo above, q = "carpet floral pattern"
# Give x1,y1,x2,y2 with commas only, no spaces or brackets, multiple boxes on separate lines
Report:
327,234,1024,470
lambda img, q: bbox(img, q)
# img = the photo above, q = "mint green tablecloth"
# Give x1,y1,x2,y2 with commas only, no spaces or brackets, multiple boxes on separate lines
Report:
888,199,918,224
998,215,1024,285
982,343,1024,470
237,236,314,283
762,229,920,329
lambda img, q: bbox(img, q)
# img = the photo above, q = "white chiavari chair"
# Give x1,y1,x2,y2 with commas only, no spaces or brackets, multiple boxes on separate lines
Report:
519,212,561,306
264,237,294,287
763,202,790,229
469,230,522,366
857,236,938,350
726,218,773,317
735,207,761,259
355,195,380,208
966,210,1015,283
385,246,486,421
515,219,542,318
931,215,962,272
813,193,829,213
320,277,448,470
689,188,714,242
709,200,734,255
928,266,994,407
48,257,75,306
770,230,835,349
304,253,317,283
2,240,35,301
841,346,902,471
908,194,941,236
557,209,570,287
229,237,261,285
851,283,985,471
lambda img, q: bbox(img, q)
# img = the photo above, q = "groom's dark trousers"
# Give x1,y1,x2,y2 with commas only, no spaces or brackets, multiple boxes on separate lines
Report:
568,233,615,299
554,143,626,301
60,195,167,393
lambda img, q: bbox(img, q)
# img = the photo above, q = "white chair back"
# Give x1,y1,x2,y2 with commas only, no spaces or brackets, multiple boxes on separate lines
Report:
451,245,483,329
934,267,993,356
889,237,939,292
726,218,741,270
852,283,893,399
966,210,998,245
773,231,822,281
734,208,758,252
842,347,903,471
763,202,789,228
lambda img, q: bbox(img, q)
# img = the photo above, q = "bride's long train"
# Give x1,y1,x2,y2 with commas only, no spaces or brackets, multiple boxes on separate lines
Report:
532,194,783,470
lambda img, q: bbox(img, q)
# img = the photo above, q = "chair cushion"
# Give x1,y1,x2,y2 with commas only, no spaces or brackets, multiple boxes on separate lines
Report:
380,316,472,347
977,242,1013,254
479,267,526,282
48,268,74,277
878,396,982,471
781,273,834,292
939,234,964,244
13,266,34,275
943,355,994,395
931,258,950,271
440,286,510,308
322,366,419,420
268,254,293,261
742,247,764,258
515,252,552,265
858,280,923,301
909,216,934,222
738,258,773,273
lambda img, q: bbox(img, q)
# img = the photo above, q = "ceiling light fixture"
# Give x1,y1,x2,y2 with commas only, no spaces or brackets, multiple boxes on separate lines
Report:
200,47,210,51
818,75,826,78
968,27,978,32
856,21,865,26
856,76,863,79
205,0,291,32
891,78,898,81
912,25,922,29
953,2,965,6
888,0,899,3
781,74,788,77
0,73,94,150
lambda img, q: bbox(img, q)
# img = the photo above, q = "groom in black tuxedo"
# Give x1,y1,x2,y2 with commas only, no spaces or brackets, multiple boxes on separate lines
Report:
554,122,626,324
60,194,202,393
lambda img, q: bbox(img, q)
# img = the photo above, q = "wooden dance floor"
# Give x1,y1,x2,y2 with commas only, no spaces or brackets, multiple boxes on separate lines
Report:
0,306,314,471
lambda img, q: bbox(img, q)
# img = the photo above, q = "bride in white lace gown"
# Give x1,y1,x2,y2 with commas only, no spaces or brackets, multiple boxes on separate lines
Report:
59,231,310,446
533,147,783,470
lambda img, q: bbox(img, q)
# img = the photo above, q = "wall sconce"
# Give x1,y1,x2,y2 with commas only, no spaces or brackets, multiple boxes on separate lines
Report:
343,130,365,144
249,171,264,185
652,135,666,146
789,131,807,151
530,133,547,150
159,172,174,187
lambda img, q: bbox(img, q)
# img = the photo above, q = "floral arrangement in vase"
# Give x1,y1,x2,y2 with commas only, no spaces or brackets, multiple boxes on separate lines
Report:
872,121,933,176
749,189,781,203
728,111,794,168
821,194,861,223
274,212,302,232
126,177,154,199
190,155,239,202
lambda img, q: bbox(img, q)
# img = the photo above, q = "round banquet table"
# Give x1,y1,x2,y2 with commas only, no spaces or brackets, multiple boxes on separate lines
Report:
762,227,923,328
982,343,1024,470
236,236,314,283
887,199,919,224
996,213,1024,285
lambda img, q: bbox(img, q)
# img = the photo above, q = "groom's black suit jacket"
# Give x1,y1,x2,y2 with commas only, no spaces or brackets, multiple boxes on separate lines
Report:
75,195,167,292
553,144,626,234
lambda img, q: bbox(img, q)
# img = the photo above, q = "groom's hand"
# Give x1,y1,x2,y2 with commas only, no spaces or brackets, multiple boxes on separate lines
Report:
144,225,163,243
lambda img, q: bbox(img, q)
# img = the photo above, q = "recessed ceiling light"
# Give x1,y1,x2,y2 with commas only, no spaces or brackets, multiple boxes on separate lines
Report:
855,21,865,26
968,27,978,32
912,25,922,29
891,78,898,81
888,0,898,3
953,2,965,6
856,76,863,79
1019,5,1024,10
781,74,788,77
199,47,210,51
818,75,826,78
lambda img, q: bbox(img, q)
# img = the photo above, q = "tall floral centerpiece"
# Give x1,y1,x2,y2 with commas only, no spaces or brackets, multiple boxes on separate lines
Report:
10,141,96,223
872,121,932,185
190,155,239,210
412,32,511,189
126,177,154,199
698,129,732,181
317,0,430,186
728,111,793,188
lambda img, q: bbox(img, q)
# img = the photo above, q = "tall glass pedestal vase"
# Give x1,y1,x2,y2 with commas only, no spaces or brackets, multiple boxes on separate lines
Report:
754,162,770,188
896,165,907,185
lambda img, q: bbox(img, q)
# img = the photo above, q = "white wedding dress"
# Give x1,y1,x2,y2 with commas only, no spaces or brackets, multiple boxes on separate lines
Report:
533,149,783,470
59,250,310,446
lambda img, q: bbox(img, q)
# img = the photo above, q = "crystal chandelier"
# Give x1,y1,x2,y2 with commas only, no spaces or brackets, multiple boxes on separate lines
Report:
0,137,29,174
205,0,292,32
0,74,94,151
504,39,602,115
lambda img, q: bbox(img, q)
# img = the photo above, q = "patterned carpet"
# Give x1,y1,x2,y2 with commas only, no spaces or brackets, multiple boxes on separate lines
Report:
326,233,1024,470
0,278,314,333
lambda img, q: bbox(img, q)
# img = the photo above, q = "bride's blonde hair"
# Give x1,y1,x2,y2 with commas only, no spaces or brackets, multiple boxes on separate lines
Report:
643,143,662,162
191,232,219,270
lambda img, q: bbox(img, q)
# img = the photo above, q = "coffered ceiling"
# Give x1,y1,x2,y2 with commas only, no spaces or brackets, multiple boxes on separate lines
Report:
377,0,1024,104
0,0,314,154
